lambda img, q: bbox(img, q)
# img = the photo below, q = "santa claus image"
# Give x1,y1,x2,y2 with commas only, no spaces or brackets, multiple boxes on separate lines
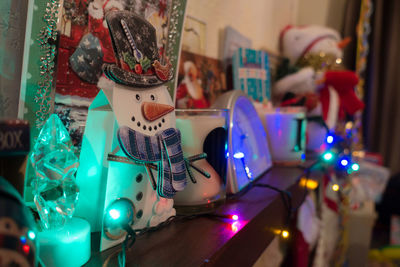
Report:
176,61,209,109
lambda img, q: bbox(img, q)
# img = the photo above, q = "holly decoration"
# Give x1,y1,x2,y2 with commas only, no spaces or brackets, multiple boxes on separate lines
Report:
135,64,143,74
123,52,136,70
123,51,153,75
140,57,152,73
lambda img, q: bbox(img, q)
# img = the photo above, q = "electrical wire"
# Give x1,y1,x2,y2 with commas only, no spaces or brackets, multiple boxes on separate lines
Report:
108,162,319,266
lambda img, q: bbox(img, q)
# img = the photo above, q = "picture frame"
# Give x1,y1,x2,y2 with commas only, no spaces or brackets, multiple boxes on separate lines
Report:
181,15,206,55
19,0,187,148
176,50,227,109
0,0,29,119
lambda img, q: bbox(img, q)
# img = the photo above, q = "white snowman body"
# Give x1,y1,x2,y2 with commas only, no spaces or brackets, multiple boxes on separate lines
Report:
110,78,176,222
92,77,176,251
274,67,317,97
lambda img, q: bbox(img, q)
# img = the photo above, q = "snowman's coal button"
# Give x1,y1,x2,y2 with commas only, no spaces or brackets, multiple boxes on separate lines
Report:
143,125,147,130
149,126,152,131
162,118,165,123
136,210,143,219
154,126,157,130
136,192,143,201
137,122,141,127
131,116,135,122
158,123,162,127
136,173,143,183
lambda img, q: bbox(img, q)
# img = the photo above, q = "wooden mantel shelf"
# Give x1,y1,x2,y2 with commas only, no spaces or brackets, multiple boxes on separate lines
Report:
85,166,307,267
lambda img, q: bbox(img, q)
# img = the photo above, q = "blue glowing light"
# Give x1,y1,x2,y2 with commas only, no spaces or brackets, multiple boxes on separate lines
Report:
20,236,27,244
233,152,245,159
109,209,120,220
245,166,252,179
326,135,334,144
340,159,349,166
27,231,36,240
351,163,360,171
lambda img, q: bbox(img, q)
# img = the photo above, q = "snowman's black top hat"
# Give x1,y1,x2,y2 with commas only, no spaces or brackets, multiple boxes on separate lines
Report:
103,11,173,88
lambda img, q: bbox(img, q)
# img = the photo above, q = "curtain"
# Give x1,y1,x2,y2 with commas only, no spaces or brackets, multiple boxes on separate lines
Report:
364,0,400,174
341,0,361,71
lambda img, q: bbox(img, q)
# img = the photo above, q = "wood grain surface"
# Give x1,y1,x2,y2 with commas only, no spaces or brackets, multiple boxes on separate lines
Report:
85,166,307,267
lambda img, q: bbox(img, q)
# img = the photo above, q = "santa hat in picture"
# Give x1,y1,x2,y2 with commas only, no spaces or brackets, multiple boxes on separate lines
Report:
104,0,124,13
88,0,124,26
279,25,349,65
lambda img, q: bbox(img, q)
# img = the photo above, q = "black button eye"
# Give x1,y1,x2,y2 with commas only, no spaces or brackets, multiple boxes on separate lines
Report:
150,94,156,101
135,94,141,101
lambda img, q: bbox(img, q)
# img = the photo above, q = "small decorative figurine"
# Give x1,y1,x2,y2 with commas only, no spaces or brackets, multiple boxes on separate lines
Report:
102,11,186,198
30,114,91,267
30,114,80,229
74,11,200,251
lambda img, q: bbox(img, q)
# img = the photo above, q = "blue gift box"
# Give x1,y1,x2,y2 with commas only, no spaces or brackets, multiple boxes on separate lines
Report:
232,48,271,102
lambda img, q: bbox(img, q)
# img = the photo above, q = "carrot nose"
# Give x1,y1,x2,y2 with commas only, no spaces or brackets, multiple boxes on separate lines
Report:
337,37,351,49
142,102,174,122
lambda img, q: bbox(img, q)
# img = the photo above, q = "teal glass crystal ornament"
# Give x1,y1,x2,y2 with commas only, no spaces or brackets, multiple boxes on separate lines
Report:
30,114,79,229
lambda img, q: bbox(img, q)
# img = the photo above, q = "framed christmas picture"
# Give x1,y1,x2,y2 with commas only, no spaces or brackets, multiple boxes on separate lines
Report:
19,0,187,149
176,50,228,109
181,15,206,55
0,0,29,119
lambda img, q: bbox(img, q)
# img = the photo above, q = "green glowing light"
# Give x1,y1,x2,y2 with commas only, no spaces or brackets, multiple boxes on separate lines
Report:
28,230,36,240
109,209,121,220
323,152,334,161
351,163,360,171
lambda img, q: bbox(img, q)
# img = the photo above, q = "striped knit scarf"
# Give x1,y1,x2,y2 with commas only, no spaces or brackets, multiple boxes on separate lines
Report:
117,126,186,198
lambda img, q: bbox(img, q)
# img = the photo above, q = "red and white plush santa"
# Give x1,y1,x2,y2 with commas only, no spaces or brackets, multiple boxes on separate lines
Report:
280,25,350,65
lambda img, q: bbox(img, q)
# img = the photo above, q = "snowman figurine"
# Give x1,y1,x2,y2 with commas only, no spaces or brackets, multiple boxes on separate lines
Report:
95,11,187,236
280,25,350,66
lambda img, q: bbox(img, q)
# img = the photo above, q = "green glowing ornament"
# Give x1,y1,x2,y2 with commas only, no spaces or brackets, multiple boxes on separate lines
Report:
30,114,79,229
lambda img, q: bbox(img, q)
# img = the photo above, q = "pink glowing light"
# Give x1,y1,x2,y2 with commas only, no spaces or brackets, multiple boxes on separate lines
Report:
231,221,240,233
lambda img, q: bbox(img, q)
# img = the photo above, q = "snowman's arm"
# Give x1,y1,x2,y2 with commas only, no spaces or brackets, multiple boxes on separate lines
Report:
144,164,157,190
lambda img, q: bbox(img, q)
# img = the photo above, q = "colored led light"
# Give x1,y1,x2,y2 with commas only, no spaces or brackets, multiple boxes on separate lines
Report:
299,177,318,190
231,221,239,233
340,159,349,166
232,215,239,221
233,152,244,159
22,245,30,254
109,209,121,220
351,163,360,171
323,152,333,161
332,184,339,191
20,236,26,244
326,135,334,144
27,231,36,240
281,230,289,238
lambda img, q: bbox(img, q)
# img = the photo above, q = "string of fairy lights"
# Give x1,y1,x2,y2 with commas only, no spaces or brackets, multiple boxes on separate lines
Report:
101,128,360,267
